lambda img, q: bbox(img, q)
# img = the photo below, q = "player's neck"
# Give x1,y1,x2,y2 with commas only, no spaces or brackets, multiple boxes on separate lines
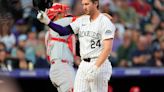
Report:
90,10,100,22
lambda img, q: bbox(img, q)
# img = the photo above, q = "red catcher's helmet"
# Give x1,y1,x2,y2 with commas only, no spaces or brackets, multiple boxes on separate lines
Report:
46,3,69,20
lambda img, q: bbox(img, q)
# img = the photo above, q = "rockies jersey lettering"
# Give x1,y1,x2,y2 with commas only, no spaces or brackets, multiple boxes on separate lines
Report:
78,31,101,39
70,13,115,59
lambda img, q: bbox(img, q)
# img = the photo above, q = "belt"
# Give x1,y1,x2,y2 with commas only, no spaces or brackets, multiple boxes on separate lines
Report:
83,58,91,62
83,57,98,62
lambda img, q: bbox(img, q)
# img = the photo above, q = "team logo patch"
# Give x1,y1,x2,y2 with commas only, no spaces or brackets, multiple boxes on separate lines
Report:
105,30,112,35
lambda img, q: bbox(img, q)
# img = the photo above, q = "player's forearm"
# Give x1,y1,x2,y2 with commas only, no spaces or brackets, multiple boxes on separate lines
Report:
48,21,74,36
95,39,113,67
95,48,110,67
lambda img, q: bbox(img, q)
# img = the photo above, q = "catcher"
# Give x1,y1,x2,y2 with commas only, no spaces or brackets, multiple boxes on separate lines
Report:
45,3,76,92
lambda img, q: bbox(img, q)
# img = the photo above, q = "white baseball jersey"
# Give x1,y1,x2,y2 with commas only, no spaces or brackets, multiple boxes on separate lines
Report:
70,13,115,92
70,13,115,59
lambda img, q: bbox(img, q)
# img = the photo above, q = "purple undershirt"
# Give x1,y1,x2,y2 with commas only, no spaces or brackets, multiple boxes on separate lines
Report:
48,21,73,36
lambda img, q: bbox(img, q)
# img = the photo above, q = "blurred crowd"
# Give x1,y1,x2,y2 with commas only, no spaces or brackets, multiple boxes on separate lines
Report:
0,0,164,71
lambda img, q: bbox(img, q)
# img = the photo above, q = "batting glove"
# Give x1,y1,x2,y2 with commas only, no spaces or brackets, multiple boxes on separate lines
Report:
85,65,99,81
37,11,50,25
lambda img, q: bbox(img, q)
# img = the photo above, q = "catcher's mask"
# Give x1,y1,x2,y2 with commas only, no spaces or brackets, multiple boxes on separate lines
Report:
46,3,69,20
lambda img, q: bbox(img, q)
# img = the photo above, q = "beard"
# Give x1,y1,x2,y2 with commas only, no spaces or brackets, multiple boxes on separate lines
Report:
83,9,90,15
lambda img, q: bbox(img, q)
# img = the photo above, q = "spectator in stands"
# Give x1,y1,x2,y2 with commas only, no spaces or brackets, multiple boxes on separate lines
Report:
16,47,31,70
154,0,164,20
111,12,125,39
26,29,37,47
12,18,29,45
144,13,160,34
159,19,164,30
112,29,123,52
130,0,151,19
20,0,33,19
131,29,140,48
0,42,6,50
117,0,139,29
148,34,164,67
35,31,46,59
130,0,152,32
10,0,23,21
0,42,19,71
152,26,164,50
113,0,124,8
148,47,164,67
72,0,83,16
11,34,36,64
111,29,123,66
0,0,23,21
144,31,154,53
146,0,155,6
0,13,16,52
116,30,134,67
159,36,164,55
0,42,9,71
106,0,119,12
131,36,151,67
100,0,110,14
34,31,49,68
59,0,73,7
158,36,164,66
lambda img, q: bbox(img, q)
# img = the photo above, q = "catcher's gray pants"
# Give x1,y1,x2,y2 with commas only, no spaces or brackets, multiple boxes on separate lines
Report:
49,59,75,92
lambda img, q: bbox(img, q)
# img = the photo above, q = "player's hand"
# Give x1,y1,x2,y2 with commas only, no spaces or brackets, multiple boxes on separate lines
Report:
85,65,99,81
37,10,50,25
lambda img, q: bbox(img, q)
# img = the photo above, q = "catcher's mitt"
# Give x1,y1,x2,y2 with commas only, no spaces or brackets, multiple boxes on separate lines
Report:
33,0,53,11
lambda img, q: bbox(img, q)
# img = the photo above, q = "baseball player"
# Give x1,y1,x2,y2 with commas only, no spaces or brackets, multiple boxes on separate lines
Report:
37,0,116,91
45,3,76,92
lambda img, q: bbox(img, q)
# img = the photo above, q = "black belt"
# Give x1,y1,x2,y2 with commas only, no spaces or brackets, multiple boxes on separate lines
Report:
83,58,91,62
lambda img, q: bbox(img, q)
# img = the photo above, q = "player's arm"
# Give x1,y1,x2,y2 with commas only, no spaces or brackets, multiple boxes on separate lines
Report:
95,39,113,67
48,21,74,36
37,11,74,36
94,14,114,67
95,16,116,68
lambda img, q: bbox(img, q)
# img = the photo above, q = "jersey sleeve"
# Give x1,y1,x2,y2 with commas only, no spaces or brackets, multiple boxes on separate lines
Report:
101,17,116,40
70,17,81,34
